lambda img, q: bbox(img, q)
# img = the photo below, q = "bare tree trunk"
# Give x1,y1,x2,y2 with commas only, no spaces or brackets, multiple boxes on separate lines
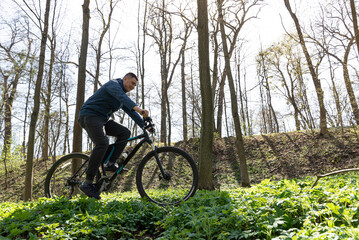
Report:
181,50,188,142
197,0,215,190
178,18,193,143
218,0,250,187
315,37,359,125
42,36,56,162
61,66,71,155
147,0,185,144
237,63,247,135
350,0,359,57
216,72,226,137
167,96,171,146
160,75,168,144
1,75,10,189
284,0,328,135
327,55,343,129
259,81,268,134
23,63,34,155
137,0,148,108
93,0,116,92
342,40,359,124
73,0,90,174
211,20,220,133
256,51,279,133
190,62,196,138
24,0,51,201
280,68,301,131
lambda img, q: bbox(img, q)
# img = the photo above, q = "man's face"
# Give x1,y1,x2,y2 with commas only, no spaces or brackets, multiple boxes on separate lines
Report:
123,76,137,92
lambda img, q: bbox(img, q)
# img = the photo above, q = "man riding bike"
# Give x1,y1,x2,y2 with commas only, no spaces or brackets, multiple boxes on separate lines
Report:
78,72,149,199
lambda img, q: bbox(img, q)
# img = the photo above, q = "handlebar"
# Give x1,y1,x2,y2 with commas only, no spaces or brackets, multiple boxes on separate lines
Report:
143,117,155,133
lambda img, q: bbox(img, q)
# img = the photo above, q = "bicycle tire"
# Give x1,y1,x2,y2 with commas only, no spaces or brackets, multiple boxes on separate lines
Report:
44,153,91,198
136,146,198,206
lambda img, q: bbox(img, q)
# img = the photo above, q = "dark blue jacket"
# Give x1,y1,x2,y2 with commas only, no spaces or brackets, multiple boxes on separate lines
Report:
79,78,144,128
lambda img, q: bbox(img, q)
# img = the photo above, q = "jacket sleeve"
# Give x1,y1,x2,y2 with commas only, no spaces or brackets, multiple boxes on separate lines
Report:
123,106,144,128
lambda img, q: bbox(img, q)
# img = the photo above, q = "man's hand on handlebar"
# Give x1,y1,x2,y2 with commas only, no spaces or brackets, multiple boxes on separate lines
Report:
143,117,155,134
133,106,154,133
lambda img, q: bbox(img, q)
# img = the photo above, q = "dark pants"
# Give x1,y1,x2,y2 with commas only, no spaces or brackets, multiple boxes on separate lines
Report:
79,115,130,181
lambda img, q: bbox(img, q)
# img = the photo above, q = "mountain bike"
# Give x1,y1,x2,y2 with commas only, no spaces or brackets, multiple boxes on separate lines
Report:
44,118,198,206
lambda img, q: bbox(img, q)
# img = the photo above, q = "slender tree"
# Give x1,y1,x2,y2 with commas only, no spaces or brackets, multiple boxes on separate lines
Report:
284,0,328,135
217,0,250,187
72,0,90,173
42,0,59,162
179,14,193,143
327,53,343,129
137,0,148,109
24,0,51,201
350,0,359,57
92,0,117,92
256,48,279,133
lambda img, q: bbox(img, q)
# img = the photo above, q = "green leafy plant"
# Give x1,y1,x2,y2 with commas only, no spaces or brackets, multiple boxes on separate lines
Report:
2,174,359,239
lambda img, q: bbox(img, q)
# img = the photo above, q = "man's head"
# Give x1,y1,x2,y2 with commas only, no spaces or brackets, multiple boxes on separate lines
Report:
123,72,138,92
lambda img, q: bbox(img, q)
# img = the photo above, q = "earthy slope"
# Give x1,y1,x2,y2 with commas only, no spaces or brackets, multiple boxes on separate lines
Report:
1,127,359,202
175,127,359,189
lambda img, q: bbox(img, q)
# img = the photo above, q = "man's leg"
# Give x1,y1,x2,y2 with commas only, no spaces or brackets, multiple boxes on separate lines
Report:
104,120,131,165
79,115,109,199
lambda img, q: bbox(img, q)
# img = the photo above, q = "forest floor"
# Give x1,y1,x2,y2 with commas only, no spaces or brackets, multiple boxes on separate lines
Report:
1,127,359,202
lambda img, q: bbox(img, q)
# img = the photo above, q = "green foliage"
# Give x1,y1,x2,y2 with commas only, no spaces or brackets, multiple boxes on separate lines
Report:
0,145,25,176
2,174,359,239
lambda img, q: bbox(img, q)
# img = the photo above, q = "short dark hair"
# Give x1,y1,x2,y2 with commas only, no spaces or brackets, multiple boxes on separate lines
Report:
124,72,138,81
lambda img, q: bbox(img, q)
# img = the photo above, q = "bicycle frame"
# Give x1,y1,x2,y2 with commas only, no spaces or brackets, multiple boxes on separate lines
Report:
100,127,167,184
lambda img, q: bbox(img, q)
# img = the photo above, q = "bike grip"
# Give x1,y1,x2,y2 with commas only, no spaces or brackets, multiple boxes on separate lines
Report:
144,117,152,122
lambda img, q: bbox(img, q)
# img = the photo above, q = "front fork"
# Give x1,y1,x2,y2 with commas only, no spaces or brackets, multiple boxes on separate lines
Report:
151,144,170,180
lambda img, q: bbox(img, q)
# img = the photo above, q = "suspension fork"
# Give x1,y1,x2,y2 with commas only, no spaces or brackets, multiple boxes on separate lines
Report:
150,143,170,180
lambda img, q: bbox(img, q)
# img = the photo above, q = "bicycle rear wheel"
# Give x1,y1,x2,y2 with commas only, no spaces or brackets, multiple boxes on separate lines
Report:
44,153,91,198
136,146,198,206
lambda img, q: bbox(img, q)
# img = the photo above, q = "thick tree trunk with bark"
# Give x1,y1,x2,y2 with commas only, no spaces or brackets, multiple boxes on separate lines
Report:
197,0,215,190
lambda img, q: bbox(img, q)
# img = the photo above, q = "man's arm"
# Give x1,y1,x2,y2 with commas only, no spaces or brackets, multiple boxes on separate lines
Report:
122,106,148,128
133,106,149,118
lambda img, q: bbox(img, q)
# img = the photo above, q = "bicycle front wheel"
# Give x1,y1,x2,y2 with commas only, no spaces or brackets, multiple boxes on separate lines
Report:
136,146,198,206
44,153,90,198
